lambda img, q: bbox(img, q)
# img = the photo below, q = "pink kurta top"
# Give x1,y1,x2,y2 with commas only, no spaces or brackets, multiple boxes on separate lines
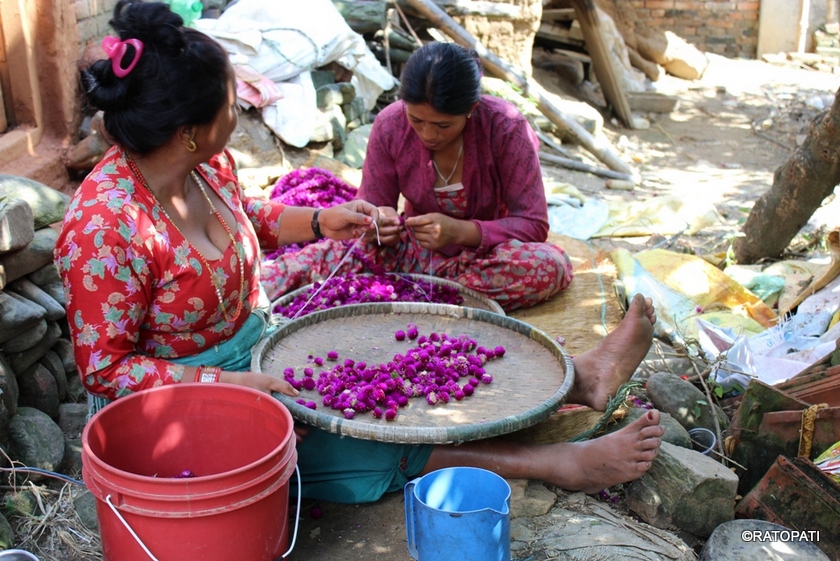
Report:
358,95,549,256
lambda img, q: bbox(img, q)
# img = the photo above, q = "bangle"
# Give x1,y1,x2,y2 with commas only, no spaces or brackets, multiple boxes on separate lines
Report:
311,209,325,240
195,365,221,383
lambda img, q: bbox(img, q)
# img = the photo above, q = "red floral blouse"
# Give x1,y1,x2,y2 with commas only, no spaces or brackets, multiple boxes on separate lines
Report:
55,146,286,400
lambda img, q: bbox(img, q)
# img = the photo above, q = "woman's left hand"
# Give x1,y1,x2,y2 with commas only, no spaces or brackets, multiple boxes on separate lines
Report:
405,213,480,250
319,200,380,240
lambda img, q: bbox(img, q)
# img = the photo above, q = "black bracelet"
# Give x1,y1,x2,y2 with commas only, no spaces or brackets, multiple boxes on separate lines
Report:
311,209,325,239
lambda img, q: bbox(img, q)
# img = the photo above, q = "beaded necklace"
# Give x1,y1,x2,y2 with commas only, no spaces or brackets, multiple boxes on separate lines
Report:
125,154,245,323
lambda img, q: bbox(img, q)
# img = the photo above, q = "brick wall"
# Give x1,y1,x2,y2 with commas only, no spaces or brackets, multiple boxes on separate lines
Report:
74,0,120,48
632,0,760,58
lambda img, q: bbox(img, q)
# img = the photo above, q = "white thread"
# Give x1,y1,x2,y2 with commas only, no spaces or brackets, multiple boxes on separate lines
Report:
291,232,366,320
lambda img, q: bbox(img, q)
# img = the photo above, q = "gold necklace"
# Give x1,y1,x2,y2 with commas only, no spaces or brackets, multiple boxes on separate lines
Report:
432,142,463,186
125,153,245,323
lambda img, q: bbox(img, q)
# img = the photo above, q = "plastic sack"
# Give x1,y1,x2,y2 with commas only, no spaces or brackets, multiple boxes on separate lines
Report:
544,181,610,241
592,194,721,238
195,0,397,147
634,249,777,329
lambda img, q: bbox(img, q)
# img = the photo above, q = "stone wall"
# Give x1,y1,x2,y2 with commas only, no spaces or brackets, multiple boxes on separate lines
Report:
0,176,87,484
629,0,760,58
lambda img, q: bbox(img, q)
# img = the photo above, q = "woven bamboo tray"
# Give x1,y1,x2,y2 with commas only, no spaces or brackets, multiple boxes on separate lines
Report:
270,273,505,317
252,302,573,444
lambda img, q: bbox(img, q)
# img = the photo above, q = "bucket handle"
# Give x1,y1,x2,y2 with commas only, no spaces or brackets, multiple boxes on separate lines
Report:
105,494,162,561
105,464,303,561
404,479,418,560
278,464,302,559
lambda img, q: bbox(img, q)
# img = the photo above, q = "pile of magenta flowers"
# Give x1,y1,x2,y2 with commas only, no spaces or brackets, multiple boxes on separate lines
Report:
286,324,506,421
273,272,465,318
264,168,358,259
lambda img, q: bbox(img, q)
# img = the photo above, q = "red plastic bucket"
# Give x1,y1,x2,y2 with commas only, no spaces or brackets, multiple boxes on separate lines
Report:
82,383,297,561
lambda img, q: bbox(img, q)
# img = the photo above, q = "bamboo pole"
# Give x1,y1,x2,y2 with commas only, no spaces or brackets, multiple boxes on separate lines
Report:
539,152,634,181
403,0,637,178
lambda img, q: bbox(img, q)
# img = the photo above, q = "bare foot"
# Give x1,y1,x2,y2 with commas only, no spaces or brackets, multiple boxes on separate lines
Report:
566,293,656,411
421,409,663,492
544,409,663,493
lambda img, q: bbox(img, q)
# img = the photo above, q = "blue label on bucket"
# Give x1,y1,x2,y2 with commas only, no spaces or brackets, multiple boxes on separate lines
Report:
405,467,510,561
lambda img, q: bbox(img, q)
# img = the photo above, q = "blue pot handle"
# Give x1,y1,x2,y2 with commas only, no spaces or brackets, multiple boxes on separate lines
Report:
404,480,419,559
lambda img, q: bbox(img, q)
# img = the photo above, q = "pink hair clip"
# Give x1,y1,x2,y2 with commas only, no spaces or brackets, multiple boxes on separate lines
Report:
101,35,144,78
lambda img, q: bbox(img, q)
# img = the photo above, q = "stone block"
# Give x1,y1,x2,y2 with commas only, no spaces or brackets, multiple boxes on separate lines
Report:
0,175,70,229
0,227,60,287
625,442,738,538
8,407,65,480
0,198,34,253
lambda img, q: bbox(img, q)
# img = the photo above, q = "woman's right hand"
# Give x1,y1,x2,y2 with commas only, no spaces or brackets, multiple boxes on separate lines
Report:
219,370,300,397
368,206,402,246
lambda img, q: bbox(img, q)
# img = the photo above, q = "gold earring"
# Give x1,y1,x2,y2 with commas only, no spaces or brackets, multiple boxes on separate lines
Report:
467,113,472,119
187,139,197,152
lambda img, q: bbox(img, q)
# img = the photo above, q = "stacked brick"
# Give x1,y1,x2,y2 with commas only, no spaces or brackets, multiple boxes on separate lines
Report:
630,0,760,58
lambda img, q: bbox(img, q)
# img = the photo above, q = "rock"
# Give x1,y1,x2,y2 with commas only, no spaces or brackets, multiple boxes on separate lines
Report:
0,356,19,418
27,261,61,286
0,198,35,252
0,174,71,229
66,373,87,404
8,407,66,482
0,512,12,549
700,519,830,561
526,491,695,560
39,350,68,401
3,489,39,517
510,518,535,542
36,280,66,308
62,436,84,477
0,398,10,450
0,290,46,345
342,96,368,128
52,338,76,373
7,277,65,321
0,227,60,287
509,479,557,518
16,363,61,419
646,372,728,432
636,30,709,80
603,407,692,449
310,104,348,148
58,403,88,438
8,320,62,374
338,124,373,169
73,489,100,531
0,318,47,354
625,441,739,538
316,83,354,109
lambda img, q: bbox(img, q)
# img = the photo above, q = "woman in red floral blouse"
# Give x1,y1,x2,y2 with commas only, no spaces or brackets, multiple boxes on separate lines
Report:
56,0,378,406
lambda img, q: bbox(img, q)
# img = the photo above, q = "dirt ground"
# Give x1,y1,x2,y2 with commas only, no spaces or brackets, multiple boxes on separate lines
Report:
13,55,840,561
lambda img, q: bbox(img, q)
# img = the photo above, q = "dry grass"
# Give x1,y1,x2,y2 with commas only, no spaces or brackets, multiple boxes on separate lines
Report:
2,471,101,561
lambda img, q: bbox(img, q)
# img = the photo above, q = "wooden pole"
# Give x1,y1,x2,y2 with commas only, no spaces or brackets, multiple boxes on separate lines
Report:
539,152,634,181
402,0,637,178
569,0,635,128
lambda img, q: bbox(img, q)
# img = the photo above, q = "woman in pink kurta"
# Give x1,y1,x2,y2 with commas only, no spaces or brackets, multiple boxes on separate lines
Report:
261,42,573,311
